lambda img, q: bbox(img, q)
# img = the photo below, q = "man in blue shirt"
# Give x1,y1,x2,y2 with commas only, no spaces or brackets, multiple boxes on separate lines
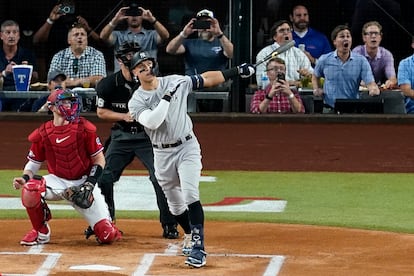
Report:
0,20,38,111
312,25,380,112
290,5,332,67
166,9,234,111
397,37,414,113
99,2,169,72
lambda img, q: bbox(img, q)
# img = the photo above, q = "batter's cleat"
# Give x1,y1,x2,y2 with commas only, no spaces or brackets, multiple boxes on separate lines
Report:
182,233,193,256
185,248,207,268
162,224,179,239
20,223,51,246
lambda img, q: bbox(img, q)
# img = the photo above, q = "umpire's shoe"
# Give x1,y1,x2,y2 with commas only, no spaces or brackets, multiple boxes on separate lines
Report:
163,224,179,239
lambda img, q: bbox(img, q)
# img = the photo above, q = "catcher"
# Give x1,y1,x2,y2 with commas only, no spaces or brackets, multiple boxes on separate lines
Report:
12,88,122,245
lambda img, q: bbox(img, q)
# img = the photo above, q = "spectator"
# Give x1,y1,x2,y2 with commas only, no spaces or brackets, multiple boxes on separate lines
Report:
0,20,39,111
289,4,332,66
32,70,67,113
256,20,313,88
99,1,169,72
32,2,103,81
250,57,304,113
48,23,106,88
12,88,122,246
94,41,178,239
166,8,233,112
312,24,380,113
397,37,414,113
352,21,397,89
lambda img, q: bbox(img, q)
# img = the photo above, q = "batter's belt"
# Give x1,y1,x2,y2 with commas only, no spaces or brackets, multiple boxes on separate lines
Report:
112,122,144,134
152,134,192,149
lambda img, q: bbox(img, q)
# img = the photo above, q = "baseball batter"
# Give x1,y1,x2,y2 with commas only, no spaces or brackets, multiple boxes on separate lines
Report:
95,40,178,239
128,51,255,268
12,89,122,246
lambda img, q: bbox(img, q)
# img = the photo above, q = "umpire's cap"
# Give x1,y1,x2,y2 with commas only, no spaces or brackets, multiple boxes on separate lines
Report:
115,40,141,59
129,51,156,70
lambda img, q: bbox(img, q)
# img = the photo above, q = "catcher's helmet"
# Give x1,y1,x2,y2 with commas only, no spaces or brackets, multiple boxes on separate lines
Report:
47,88,81,122
115,40,141,68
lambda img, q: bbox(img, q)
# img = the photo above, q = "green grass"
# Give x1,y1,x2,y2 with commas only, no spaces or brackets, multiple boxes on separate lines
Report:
2,170,414,234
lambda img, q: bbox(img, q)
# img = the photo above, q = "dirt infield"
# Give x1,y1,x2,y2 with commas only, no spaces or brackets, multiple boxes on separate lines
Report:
1,117,414,275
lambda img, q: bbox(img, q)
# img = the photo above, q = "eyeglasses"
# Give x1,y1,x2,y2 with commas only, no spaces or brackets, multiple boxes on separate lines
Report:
277,28,292,34
364,31,381,36
72,58,79,75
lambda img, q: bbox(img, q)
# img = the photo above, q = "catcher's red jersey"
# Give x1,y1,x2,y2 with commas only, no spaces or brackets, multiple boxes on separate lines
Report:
27,117,103,180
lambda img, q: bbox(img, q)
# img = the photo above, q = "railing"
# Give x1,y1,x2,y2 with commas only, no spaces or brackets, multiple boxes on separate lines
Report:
0,88,97,100
188,91,230,112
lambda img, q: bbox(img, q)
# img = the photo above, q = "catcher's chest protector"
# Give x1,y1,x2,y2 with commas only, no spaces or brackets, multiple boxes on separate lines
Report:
40,121,90,179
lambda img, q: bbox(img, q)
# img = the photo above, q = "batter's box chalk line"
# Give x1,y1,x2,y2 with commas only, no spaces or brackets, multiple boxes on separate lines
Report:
132,252,285,276
0,251,61,276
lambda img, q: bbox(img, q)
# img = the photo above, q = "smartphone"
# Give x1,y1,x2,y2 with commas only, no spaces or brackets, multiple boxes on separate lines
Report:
58,4,75,14
193,20,211,30
277,72,286,83
125,6,142,16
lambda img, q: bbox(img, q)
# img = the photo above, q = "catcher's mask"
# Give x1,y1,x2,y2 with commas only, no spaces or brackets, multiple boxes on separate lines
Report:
48,88,81,122
129,51,158,78
115,40,141,68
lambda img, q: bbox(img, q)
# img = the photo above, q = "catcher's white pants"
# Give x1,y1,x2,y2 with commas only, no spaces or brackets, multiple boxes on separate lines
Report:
42,174,112,227
154,137,202,216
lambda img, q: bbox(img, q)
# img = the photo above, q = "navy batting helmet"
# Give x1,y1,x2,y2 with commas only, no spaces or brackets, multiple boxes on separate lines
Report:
115,40,141,67
129,51,156,71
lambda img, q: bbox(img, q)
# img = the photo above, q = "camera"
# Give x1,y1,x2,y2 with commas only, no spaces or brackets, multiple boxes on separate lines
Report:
125,3,142,16
193,20,211,30
58,4,75,14
277,72,285,83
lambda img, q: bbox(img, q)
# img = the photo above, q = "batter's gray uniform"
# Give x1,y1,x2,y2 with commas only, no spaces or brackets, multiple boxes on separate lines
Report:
128,75,202,215
127,50,254,267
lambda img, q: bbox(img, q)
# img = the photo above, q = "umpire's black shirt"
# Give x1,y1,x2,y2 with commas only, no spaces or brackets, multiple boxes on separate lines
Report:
96,71,144,134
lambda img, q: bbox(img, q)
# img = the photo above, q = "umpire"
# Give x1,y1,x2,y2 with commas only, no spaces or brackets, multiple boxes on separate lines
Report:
95,41,178,239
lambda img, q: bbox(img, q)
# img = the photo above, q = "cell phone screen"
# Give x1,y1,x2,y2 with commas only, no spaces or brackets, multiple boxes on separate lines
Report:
193,20,211,30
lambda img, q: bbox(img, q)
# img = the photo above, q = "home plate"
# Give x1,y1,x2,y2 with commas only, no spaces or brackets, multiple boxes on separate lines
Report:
70,264,121,271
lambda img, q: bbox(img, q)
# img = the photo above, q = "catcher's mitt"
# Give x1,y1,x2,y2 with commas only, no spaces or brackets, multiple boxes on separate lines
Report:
64,182,95,209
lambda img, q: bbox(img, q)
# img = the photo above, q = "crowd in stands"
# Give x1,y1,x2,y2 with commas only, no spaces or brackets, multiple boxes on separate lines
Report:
0,1,413,114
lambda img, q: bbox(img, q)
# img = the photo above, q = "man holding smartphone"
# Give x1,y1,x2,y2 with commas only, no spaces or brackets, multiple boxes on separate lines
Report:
166,9,234,112
100,1,169,72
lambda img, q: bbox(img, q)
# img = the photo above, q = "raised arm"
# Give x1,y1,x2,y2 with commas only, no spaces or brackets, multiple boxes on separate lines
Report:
33,5,64,44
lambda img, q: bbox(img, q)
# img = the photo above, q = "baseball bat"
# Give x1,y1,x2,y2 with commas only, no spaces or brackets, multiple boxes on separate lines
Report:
254,40,296,67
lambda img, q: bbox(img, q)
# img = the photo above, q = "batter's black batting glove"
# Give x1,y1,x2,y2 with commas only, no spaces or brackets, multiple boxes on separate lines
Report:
237,63,255,78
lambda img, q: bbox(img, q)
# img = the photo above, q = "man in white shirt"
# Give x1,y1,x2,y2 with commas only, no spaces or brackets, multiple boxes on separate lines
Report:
256,20,313,88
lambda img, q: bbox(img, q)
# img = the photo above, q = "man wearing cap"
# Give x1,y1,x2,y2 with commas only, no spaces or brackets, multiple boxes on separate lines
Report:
99,1,169,72
94,40,179,239
32,70,67,112
166,9,234,112
128,50,255,268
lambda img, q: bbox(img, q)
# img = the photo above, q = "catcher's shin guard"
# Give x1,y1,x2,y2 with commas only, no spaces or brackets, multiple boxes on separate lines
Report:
22,175,51,231
93,219,122,244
